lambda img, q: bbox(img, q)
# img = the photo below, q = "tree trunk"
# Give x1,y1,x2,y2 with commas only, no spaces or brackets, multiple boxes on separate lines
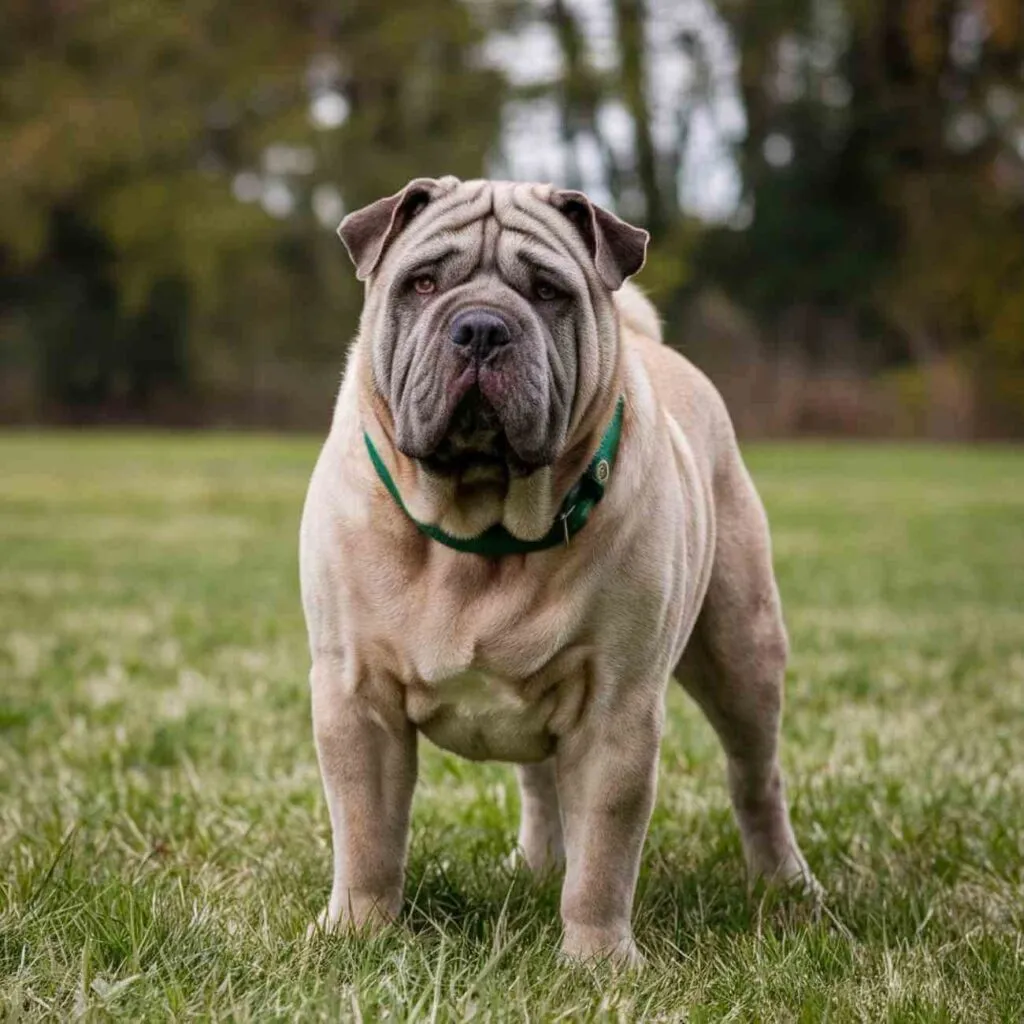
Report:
612,0,664,233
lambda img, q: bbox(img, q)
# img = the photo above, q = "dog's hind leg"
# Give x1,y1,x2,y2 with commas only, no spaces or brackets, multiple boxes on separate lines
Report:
515,760,565,874
676,457,816,891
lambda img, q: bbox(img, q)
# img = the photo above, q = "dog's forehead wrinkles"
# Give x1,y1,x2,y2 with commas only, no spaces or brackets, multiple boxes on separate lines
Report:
441,181,583,285
504,188,593,274
480,214,500,271
388,183,489,272
394,180,563,284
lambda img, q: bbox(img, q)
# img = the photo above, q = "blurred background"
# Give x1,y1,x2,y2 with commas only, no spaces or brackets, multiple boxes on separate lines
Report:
2,0,1023,438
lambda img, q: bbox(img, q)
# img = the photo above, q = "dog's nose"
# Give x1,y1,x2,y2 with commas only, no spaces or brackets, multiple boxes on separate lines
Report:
450,310,511,358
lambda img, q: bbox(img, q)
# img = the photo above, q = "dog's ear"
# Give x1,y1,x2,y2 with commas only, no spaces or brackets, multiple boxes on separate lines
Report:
338,177,447,281
551,190,649,290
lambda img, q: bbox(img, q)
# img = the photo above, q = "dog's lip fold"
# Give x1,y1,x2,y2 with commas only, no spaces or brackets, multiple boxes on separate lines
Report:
407,377,546,481
447,364,479,405
420,386,509,479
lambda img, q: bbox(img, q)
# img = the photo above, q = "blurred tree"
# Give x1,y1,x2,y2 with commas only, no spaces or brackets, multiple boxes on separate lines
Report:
613,0,666,234
33,207,121,412
2,0,1023,435
547,0,607,193
1,0,308,417
319,0,505,209
0,0,504,422
706,0,1024,435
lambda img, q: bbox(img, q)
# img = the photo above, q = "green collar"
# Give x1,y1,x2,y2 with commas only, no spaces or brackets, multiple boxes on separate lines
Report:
364,397,625,557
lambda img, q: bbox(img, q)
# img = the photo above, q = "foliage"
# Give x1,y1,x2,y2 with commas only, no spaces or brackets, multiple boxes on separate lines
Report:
1,0,1024,433
708,0,1024,432
0,0,502,419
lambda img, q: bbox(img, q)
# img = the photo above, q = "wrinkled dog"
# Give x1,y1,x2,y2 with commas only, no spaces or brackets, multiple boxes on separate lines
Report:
300,177,816,963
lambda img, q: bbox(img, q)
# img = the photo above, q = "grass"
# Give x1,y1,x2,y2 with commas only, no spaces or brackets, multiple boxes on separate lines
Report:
1,434,1022,1022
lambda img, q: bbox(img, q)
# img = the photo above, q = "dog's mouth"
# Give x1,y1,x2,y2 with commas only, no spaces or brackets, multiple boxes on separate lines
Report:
421,389,529,483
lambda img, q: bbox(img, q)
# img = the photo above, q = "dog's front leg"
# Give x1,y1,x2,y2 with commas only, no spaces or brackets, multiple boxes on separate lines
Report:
555,687,663,965
310,659,417,933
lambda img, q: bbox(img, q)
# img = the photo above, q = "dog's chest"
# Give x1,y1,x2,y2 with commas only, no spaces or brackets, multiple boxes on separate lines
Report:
405,666,560,763
368,558,591,763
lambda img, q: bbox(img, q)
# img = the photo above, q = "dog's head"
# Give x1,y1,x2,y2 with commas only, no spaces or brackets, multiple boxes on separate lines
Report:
339,178,647,487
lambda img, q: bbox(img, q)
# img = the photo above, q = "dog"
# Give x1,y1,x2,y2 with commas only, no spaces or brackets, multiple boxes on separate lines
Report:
300,177,815,964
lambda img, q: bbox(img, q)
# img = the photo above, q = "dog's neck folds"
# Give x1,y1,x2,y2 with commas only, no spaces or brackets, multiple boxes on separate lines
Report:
359,365,624,545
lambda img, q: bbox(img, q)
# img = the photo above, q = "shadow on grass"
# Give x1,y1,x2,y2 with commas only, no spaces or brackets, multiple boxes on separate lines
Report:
394,828,962,965
397,836,835,960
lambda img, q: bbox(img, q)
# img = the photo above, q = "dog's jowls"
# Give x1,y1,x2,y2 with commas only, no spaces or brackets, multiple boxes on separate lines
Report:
300,177,817,965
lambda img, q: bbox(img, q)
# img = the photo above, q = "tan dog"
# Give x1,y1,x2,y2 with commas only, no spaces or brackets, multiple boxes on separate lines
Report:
300,177,815,964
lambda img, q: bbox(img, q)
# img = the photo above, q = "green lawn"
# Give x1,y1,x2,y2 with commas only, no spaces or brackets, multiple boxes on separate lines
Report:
1,434,1022,1021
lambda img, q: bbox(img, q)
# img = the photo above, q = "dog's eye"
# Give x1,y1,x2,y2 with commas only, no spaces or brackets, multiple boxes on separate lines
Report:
412,275,436,295
535,281,561,301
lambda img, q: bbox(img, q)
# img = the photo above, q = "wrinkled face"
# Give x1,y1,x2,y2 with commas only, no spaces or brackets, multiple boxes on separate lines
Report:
341,178,647,483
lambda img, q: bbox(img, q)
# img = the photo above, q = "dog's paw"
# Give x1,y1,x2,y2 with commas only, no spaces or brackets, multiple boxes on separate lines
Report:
748,859,830,933
750,848,824,902
304,891,400,941
505,843,565,879
305,907,336,942
560,925,645,971
792,868,826,903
